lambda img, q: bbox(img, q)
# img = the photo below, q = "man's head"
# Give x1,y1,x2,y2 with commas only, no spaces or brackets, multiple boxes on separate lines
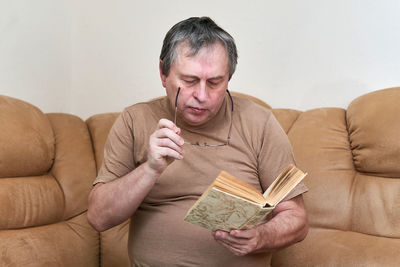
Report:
159,17,238,126
160,17,238,80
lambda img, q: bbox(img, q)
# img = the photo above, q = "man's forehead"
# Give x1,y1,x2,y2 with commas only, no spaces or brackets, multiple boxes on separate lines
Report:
171,41,230,78
177,40,226,58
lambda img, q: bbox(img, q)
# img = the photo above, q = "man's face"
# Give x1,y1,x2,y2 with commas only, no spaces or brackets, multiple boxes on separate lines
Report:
160,42,230,126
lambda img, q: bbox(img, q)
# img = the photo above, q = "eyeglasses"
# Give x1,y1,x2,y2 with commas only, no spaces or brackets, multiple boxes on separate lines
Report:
174,87,234,147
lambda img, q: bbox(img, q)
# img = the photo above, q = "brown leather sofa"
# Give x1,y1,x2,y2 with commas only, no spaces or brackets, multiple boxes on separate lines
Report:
0,95,99,266
1,87,399,266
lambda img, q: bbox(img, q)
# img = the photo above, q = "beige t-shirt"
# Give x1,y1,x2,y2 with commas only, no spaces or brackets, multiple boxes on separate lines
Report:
95,95,308,267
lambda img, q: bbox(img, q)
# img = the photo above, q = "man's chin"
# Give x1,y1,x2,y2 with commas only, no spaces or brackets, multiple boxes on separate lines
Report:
183,114,210,126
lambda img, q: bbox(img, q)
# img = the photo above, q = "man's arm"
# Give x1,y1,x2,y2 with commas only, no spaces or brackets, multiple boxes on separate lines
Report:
212,194,308,256
87,119,184,232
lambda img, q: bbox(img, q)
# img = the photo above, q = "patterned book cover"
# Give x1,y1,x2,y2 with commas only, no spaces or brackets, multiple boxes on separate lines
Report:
184,188,273,231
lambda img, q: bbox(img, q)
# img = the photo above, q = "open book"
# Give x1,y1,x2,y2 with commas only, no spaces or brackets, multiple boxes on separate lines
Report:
184,165,307,231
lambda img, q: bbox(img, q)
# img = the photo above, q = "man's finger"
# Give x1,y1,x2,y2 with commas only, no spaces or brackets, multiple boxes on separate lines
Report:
158,147,183,160
158,118,180,134
214,230,247,246
155,137,184,155
229,229,255,239
154,127,184,147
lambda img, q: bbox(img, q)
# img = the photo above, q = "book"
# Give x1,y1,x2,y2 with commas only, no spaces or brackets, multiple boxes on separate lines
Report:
184,164,307,231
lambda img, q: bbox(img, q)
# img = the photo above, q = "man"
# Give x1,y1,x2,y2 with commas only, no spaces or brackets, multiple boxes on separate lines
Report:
88,17,308,266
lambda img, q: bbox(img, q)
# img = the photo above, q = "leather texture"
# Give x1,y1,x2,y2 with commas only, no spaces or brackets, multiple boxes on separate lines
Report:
1,87,399,266
0,95,99,266
0,96,54,177
87,113,131,267
271,87,400,266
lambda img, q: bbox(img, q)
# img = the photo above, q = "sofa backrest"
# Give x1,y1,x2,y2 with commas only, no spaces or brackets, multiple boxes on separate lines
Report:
271,87,400,266
276,87,399,237
87,113,130,267
0,95,99,266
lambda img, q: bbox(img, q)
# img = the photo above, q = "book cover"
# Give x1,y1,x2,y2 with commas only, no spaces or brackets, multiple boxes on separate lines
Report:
184,188,274,231
184,165,306,231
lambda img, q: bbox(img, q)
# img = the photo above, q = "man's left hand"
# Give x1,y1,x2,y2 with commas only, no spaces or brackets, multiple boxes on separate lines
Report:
212,195,308,256
212,226,264,256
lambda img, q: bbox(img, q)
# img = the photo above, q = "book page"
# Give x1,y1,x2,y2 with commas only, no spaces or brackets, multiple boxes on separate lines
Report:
263,165,307,206
214,171,266,204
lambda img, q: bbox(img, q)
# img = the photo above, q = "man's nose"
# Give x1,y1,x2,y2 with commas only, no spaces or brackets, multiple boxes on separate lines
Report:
193,82,207,102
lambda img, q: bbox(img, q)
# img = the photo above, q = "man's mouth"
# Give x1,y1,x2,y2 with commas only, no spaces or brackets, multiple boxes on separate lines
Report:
189,107,207,114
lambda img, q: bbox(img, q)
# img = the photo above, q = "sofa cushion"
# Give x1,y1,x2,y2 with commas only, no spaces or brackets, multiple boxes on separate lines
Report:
0,95,99,267
272,228,400,267
347,87,400,177
87,113,130,267
288,107,355,231
0,95,54,177
86,113,120,172
272,87,400,266
0,213,98,266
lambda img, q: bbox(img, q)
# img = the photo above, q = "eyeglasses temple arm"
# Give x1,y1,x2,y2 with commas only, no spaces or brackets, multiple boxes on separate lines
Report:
175,87,181,108
226,89,234,112
226,89,234,144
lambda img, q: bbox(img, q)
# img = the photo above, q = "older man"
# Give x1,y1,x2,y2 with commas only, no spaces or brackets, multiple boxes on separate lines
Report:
88,16,308,266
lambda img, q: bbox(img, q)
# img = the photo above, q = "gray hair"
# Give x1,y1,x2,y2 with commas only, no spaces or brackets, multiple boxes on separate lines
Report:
160,17,238,80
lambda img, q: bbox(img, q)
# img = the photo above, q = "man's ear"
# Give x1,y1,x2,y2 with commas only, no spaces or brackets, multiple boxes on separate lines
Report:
159,60,167,88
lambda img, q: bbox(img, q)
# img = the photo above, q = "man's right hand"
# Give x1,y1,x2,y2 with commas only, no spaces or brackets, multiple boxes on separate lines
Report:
147,118,184,174
88,118,185,232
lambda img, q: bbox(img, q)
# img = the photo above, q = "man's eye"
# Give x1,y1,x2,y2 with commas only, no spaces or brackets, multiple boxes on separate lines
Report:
208,81,219,87
184,80,196,84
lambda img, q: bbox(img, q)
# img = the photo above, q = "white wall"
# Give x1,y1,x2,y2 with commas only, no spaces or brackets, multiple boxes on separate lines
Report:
0,0,72,113
1,0,400,119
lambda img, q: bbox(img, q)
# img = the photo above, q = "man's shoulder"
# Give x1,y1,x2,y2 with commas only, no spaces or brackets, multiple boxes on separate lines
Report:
112,97,168,131
124,96,166,112
121,97,167,118
233,95,273,118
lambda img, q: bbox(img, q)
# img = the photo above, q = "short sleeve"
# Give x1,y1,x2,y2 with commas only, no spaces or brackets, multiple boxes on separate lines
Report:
93,109,136,185
258,113,308,201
